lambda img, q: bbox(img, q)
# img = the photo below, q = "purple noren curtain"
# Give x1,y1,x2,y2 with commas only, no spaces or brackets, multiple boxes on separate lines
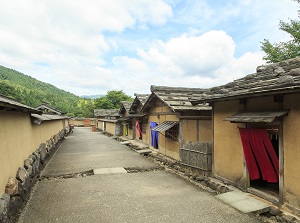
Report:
150,122,158,147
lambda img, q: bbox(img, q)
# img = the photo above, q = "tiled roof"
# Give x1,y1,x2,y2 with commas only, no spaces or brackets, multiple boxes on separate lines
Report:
134,94,149,106
31,114,68,121
225,111,289,123
0,94,40,114
142,85,211,112
191,58,300,104
129,94,150,114
35,103,63,115
94,109,120,117
119,101,133,114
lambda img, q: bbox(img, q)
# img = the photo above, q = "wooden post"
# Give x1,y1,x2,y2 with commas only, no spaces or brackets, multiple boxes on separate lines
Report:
279,120,284,204
211,102,215,176
133,118,136,140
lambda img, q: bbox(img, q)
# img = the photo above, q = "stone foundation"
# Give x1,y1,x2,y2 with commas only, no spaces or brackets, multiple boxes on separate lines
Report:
0,129,66,223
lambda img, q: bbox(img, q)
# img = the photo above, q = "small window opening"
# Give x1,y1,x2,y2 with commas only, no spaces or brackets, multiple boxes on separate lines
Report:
165,124,179,141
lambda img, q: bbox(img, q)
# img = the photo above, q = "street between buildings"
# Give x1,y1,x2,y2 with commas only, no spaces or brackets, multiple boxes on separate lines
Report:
18,127,261,223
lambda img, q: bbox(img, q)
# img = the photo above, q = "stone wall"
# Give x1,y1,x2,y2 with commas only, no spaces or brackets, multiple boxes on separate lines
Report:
0,129,66,223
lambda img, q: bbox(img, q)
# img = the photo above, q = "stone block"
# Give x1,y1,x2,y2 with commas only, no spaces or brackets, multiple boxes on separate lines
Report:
32,158,40,176
21,176,32,195
9,196,23,215
288,68,300,76
16,167,28,183
195,176,207,181
39,143,47,164
0,194,9,223
33,150,40,160
1,194,10,204
268,206,283,216
24,157,33,167
29,154,36,162
26,165,33,176
5,177,23,196
277,75,294,84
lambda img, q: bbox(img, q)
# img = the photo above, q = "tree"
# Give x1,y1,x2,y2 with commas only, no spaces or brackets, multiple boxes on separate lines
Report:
261,0,300,63
94,90,133,109
94,97,114,109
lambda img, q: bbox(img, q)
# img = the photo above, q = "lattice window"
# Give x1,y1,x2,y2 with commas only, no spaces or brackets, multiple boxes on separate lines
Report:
142,123,146,134
165,124,179,141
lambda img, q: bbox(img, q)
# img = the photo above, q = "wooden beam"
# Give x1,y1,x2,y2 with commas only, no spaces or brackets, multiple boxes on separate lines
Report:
179,116,211,120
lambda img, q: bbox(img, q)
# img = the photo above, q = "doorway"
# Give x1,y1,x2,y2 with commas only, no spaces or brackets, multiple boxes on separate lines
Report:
150,122,158,149
239,127,279,197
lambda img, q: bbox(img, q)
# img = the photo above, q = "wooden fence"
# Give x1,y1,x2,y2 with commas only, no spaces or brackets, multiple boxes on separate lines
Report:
180,141,212,175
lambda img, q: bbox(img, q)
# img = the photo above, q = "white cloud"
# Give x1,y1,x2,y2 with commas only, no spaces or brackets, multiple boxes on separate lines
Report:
0,0,172,95
110,30,264,95
135,30,238,77
0,0,297,97
164,31,236,75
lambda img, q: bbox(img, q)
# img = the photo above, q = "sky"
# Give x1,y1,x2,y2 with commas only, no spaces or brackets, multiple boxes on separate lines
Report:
0,0,299,97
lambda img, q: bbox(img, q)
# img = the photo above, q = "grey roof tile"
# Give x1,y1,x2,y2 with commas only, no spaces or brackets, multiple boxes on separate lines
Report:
191,58,300,104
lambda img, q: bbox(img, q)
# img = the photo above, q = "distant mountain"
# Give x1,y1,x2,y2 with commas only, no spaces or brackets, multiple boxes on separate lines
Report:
0,65,94,117
81,94,103,99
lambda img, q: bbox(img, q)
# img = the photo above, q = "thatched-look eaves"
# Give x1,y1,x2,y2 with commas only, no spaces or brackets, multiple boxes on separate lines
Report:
129,93,149,114
0,94,41,114
94,109,120,117
191,57,300,104
141,85,211,113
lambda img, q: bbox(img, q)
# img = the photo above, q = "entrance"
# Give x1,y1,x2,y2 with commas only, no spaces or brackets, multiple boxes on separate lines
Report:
239,127,279,197
150,122,158,149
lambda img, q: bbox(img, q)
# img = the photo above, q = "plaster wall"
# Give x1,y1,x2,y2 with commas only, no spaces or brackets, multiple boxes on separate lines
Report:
0,111,65,195
213,100,246,187
283,93,300,209
97,121,104,130
146,100,180,159
105,122,116,135
247,96,278,110
72,119,84,126
128,127,133,139
181,119,212,145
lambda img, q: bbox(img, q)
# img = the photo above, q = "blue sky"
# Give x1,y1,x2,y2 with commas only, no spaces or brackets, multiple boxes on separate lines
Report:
0,0,298,96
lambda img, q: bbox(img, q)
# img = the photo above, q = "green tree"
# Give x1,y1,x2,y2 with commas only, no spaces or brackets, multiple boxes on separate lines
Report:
94,97,114,109
261,0,300,63
0,81,19,100
94,90,133,109
82,99,95,117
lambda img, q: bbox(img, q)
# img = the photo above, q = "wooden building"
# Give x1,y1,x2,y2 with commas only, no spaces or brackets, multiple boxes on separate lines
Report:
128,94,149,141
141,85,212,161
191,58,300,212
119,101,134,139
69,118,95,127
94,109,121,136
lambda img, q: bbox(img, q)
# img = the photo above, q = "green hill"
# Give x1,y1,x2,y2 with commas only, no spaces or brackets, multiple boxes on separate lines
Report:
0,65,94,117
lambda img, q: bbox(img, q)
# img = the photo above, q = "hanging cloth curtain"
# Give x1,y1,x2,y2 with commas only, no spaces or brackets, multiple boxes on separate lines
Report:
150,122,158,147
239,128,279,183
136,120,142,139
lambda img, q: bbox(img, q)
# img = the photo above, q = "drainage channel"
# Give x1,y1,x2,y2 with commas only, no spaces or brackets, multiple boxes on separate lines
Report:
40,169,94,180
124,166,165,173
40,166,165,180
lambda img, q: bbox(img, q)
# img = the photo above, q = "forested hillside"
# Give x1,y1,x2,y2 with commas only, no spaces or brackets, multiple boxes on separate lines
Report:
0,65,94,117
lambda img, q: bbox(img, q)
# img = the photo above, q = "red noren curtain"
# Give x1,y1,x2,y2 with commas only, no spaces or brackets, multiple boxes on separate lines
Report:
136,120,142,139
239,128,279,183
